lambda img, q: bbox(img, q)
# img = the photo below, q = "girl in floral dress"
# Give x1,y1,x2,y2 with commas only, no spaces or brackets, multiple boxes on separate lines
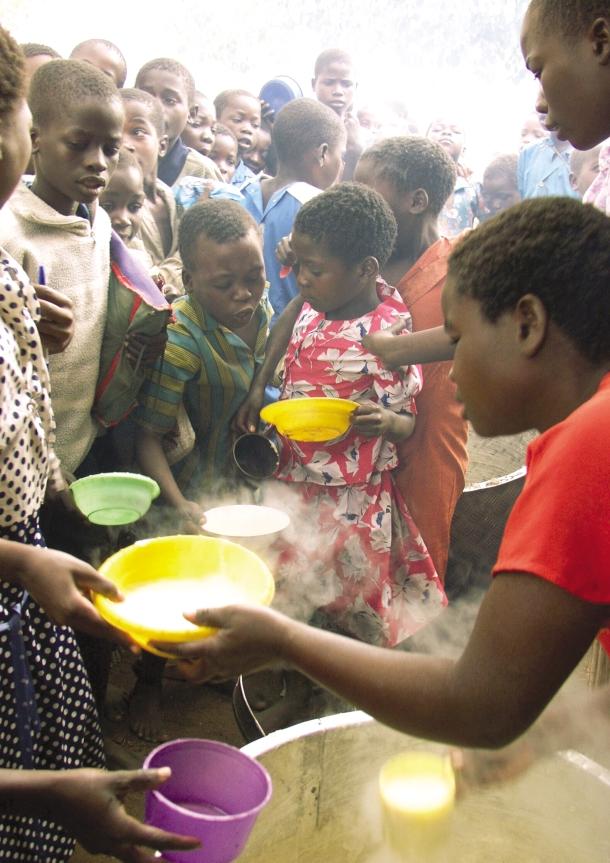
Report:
272,183,447,648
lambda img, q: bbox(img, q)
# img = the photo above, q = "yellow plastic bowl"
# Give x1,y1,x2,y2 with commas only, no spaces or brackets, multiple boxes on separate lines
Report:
260,397,358,442
94,535,275,657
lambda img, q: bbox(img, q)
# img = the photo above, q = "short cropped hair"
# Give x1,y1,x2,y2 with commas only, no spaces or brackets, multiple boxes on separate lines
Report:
527,0,610,41
272,98,345,167
314,48,353,78
70,39,127,87
20,42,60,60
179,199,259,269
120,87,165,137
483,153,518,186
294,182,397,268
448,197,610,364
28,59,120,128
214,88,260,118
136,57,195,102
0,26,25,120
358,136,457,216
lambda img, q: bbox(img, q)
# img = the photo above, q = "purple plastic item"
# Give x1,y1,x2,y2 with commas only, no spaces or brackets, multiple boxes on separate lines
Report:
144,738,272,863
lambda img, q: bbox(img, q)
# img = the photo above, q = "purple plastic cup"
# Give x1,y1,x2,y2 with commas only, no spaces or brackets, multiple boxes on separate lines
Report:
144,738,272,863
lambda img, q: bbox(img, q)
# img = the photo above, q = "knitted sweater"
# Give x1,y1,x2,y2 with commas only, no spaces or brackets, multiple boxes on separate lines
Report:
0,185,110,473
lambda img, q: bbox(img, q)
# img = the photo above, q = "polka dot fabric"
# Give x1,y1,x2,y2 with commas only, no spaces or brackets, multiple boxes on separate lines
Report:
0,251,55,529
0,253,104,861
0,519,105,862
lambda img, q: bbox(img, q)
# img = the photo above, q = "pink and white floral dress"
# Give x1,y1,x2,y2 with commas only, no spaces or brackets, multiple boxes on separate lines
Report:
272,279,447,647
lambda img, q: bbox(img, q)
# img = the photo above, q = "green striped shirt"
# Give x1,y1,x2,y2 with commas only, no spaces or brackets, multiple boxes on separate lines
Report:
137,291,271,492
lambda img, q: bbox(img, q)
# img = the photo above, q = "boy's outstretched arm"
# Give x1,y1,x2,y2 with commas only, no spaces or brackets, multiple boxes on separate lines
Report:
159,572,607,750
233,295,304,434
363,322,455,370
135,426,205,533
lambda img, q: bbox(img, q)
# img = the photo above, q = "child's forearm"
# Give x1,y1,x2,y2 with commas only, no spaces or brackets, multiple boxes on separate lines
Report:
385,410,416,443
0,540,39,587
0,769,57,818
365,325,455,369
135,427,189,510
252,296,303,391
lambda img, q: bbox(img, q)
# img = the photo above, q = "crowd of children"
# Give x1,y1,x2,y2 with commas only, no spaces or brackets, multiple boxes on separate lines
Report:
0,0,609,858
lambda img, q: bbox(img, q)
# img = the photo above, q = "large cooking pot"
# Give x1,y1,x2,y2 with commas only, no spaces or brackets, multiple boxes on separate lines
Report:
239,711,610,862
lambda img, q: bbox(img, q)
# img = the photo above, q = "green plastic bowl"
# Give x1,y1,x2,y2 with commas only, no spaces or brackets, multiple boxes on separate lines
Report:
70,472,160,525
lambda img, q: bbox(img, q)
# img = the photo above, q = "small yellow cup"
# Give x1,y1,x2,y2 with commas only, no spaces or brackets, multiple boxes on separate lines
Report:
379,751,455,860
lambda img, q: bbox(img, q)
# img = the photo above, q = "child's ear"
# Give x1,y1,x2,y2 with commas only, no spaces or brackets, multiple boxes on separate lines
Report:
590,16,610,64
158,133,170,159
514,293,548,357
408,188,430,215
317,142,329,166
360,256,379,279
30,125,41,155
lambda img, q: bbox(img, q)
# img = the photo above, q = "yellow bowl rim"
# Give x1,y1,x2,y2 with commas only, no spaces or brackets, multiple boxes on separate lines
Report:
94,534,275,642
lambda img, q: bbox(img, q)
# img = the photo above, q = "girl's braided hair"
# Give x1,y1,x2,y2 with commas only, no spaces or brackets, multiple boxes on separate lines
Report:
0,26,26,122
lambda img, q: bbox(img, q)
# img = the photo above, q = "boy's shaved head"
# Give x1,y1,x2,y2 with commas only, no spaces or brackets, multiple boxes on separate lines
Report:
136,57,195,102
21,42,60,60
314,48,353,77
179,199,259,269
527,0,610,39
272,98,345,166
70,38,127,86
29,58,120,128
358,136,456,216
449,198,610,364
214,88,259,117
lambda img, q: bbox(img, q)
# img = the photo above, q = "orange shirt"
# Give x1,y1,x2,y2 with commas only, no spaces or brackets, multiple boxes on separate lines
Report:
494,373,610,654
395,238,469,580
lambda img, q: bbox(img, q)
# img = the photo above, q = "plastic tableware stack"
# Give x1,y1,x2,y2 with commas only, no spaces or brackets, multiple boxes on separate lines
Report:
144,738,272,863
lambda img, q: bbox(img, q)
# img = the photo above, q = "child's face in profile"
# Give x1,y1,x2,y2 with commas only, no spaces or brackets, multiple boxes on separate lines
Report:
243,126,271,175
99,163,145,243
217,95,261,156
291,230,368,319
521,7,610,150
209,133,238,181
182,95,216,157
427,119,464,163
137,68,189,146
122,99,165,188
442,277,523,438
70,43,124,88
183,228,265,331
32,97,124,215
313,62,355,118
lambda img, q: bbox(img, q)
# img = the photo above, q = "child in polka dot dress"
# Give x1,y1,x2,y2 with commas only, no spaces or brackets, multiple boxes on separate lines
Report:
0,28,198,863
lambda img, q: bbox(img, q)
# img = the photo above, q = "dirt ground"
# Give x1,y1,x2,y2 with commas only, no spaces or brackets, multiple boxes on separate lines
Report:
70,428,537,862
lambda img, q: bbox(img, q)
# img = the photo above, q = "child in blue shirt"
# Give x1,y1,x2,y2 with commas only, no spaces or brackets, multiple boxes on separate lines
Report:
241,98,346,324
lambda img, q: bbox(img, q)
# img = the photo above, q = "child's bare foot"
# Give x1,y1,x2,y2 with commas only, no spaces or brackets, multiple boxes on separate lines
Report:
128,679,168,742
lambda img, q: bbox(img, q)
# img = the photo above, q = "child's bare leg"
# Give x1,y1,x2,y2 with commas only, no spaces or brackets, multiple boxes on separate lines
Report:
128,653,167,741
